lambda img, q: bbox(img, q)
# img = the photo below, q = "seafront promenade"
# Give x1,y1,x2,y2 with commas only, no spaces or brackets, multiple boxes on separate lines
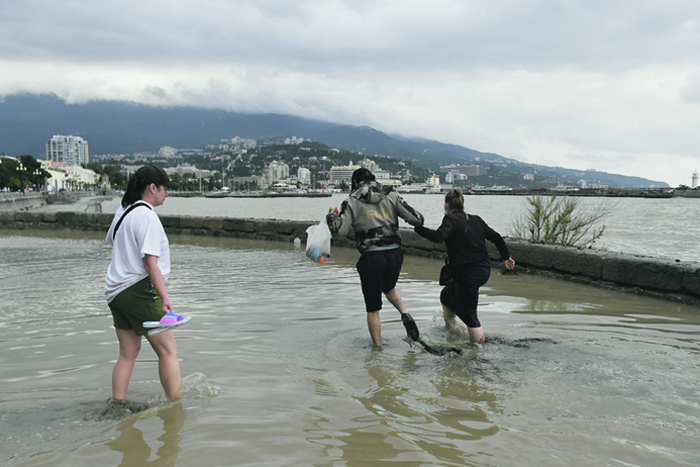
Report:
2,208,699,307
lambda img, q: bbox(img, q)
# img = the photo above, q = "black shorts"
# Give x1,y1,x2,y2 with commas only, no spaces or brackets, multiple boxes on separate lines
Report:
356,247,404,312
440,265,491,328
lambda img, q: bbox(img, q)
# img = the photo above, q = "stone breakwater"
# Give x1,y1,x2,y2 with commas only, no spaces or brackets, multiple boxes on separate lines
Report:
2,210,699,306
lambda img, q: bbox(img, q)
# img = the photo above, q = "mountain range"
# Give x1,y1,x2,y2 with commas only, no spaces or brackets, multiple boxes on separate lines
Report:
0,93,668,188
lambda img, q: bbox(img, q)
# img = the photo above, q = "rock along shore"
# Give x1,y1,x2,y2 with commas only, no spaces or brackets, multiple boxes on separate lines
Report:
2,210,699,306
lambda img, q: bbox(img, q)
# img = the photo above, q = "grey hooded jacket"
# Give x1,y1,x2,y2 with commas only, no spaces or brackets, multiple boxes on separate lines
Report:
326,181,424,253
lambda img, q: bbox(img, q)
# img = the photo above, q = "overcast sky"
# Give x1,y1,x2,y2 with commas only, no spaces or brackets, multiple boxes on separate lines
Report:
2,0,699,186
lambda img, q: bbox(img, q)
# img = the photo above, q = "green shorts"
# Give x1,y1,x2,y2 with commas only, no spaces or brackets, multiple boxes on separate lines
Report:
108,276,163,336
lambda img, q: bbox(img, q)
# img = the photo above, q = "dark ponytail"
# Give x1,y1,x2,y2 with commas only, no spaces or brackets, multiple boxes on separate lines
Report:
121,173,150,207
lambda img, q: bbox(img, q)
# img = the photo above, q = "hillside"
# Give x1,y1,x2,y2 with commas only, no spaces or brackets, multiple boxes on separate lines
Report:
0,93,668,188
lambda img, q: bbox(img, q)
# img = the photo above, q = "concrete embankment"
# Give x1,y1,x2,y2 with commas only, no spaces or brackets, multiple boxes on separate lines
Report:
2,210,699,306
0,193,47,211
0,192,107,212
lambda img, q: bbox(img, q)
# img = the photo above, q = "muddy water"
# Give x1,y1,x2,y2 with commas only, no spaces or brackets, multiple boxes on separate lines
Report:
1,230,699,466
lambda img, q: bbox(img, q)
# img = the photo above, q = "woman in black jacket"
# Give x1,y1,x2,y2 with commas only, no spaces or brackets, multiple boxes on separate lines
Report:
414,189,515,343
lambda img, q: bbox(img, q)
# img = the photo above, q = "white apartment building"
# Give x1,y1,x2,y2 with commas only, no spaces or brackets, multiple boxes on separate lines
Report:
359,158,380,173
266,161,290,184
439,164,488,177
330,161,361,183
164,166,216,179
297,167,311,185
330,160,401,187
426,174,441,188
373,170,391,181
158,146,178,157
445,172,468,183
46,135,89,165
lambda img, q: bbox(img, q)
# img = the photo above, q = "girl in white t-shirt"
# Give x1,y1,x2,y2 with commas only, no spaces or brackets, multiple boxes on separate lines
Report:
105,164,182,401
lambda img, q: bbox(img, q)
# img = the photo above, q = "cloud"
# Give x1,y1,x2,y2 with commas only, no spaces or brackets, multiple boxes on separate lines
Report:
680,72,700,102
1,0,700,186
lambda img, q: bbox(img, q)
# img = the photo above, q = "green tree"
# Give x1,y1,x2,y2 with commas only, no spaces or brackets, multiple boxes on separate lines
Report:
13,155,50,191
103,165,126,189
84,162,103,174
0,156,19,190
168,172,182,187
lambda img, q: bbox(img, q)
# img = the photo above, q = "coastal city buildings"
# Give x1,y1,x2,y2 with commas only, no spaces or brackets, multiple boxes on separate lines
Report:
439,164,489,177
40,161,98,191
284,136,304,145
328,158,397,186
46,135,89,165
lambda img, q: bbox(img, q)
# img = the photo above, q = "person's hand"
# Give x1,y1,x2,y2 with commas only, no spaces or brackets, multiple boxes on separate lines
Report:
161,297,174,314
504,258,515,270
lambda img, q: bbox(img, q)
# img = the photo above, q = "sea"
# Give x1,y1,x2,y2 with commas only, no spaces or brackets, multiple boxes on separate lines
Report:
1,193,699,466
77,192,698,262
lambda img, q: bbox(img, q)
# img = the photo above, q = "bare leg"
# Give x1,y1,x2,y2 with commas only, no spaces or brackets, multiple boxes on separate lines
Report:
367,311,382,347
113,329,142,400
468,326,485,344
384,288,407,315
442,305,484,342
442,305,458,330
146,331,182,400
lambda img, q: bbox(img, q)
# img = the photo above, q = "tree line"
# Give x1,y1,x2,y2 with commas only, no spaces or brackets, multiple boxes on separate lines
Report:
0,155,50,191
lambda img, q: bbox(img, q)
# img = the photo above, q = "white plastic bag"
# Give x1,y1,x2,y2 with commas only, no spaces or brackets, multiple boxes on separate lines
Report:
305,216,331,263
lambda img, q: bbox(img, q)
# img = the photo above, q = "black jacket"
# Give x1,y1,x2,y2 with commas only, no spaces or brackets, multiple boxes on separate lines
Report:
414,211,510,268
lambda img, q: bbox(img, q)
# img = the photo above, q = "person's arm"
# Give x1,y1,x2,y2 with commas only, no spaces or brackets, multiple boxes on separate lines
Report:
395,194,424,226
143,254,173,314
326,199,353,237
414,214,457,243
482,219,514,268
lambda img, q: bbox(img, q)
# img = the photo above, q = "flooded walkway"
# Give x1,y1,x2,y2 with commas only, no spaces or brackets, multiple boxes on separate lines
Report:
1,230,699,466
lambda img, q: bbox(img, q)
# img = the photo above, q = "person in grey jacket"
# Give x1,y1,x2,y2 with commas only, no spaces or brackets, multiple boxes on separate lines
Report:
327,168,424,347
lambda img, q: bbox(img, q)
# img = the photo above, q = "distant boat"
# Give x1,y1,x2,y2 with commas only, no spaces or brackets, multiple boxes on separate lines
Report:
643,189,674,199
551,185,579,192
488,185,513,192
205,191,230,198
470,185,512,192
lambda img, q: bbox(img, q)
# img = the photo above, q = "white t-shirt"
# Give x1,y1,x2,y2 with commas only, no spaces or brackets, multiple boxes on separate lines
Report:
104,201,171,303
